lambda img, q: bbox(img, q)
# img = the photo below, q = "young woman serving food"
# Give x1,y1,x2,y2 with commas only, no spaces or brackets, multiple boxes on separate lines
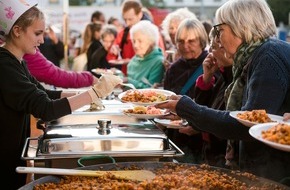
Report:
0,1,122,188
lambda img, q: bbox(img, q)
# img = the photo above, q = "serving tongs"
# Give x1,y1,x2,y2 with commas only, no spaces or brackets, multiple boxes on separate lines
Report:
16,167,155,181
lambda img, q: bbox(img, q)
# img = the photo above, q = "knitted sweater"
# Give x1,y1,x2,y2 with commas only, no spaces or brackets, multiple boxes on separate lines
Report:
127,47,164,89
176,39,290,183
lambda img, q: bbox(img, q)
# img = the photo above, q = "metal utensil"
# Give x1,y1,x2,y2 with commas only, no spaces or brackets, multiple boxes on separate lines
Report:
120,83,136,89
141,77,154,87
16,167,155,181
181,119,188,126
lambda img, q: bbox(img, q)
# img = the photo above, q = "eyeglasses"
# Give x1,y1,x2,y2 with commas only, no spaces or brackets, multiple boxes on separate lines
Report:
213,23,225,38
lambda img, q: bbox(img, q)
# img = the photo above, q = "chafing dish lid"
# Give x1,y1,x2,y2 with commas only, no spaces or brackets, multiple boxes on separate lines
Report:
38,122,169,155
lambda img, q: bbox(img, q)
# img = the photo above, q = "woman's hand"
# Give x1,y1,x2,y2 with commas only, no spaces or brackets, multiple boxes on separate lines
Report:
283,113,290,121
154,95,182,114
109,45,121,57
202,53,219,84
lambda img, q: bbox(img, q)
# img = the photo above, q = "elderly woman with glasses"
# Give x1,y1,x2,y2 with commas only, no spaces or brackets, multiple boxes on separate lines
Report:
177,28,234,167
156,0,290,185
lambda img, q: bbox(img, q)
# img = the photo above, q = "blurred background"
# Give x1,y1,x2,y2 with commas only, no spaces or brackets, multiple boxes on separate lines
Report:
37,0,290,69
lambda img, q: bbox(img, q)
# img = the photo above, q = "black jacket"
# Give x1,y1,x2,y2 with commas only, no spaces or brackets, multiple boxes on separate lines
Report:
0,47,71,189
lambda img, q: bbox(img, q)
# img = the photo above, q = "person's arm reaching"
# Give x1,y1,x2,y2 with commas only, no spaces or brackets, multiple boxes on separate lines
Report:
24,50,97,88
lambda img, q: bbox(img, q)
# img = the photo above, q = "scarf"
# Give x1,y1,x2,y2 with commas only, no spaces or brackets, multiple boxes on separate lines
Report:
225,39,266,111
224,39,266,168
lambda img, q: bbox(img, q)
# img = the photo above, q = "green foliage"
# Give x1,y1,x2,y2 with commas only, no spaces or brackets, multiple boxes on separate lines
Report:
267,0,290,26
69,0,94,6
140,0,165,8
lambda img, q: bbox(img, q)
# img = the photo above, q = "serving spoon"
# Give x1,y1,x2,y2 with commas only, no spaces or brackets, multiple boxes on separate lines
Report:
16,167,155,181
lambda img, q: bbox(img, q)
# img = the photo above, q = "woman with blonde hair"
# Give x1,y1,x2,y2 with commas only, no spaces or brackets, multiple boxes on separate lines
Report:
0,1,121,188
162,18,209,163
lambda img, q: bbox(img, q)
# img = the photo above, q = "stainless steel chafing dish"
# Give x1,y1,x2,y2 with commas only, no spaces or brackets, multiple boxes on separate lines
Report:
22,115,184,171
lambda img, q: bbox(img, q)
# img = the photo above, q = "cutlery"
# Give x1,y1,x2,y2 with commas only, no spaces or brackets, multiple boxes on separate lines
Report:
141,77,154,87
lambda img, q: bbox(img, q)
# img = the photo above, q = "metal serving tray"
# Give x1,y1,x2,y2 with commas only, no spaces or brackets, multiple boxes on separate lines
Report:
22,121,184,160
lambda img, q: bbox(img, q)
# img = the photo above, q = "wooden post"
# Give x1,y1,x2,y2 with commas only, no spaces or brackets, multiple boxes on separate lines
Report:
62,0,69,70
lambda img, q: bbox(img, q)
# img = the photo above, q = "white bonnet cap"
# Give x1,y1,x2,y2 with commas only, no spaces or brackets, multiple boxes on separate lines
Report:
0,0,38,41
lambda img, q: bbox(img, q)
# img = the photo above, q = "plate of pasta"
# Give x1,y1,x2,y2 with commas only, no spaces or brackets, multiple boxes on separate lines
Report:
249,122,290,152
229,110,284,127
118,89,176,106
122,106,168,119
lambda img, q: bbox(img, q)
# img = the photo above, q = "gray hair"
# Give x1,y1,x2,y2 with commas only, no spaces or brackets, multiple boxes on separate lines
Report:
175,18,208,50
161,7,197,38
130,20,159,46
215,0,276,43
100,24,118,39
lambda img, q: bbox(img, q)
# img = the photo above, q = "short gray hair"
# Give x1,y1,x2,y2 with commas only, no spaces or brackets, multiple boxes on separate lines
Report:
161,7,197,39
215,0,276,43
175,18,208,50
100,24,118,39
130,20,159,46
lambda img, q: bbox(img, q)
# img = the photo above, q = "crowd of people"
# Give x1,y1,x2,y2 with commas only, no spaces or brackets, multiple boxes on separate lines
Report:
0,0,289,189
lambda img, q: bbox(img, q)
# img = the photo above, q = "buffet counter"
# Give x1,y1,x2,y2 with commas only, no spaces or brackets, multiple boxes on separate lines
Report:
22,99,184,179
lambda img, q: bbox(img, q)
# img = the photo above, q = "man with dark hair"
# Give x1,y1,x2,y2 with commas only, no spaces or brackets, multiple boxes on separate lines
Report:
91,10,106,24
107,0,165,75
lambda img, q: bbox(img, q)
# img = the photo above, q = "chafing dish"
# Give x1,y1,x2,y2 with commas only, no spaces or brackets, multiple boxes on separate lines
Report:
22,117,184,171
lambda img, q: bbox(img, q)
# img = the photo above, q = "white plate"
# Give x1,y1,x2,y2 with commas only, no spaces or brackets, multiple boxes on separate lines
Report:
229,111,284,127
154,118,184,129
108,59,130,65
91,68,122,75
123,110,168,120
249,123,290,152
118,89,176,106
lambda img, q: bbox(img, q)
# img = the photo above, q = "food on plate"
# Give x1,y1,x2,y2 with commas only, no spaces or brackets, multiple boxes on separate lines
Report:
124,106,147,114
93,68,114,74
237,109,273,123
261,123,290,145
33,163,279,189
121,89,167,103
93,68,121,75
124,106,163,115
146,106,163,115
84,102,105,112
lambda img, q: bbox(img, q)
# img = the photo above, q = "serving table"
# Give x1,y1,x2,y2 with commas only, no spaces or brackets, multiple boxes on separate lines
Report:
22,98,184,179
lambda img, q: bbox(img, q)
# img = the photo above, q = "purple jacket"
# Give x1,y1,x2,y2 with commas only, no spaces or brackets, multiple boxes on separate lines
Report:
23,50,94,88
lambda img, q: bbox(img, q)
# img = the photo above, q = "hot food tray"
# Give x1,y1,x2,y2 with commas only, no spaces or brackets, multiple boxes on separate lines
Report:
22,122,184,160
19,162,288,190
